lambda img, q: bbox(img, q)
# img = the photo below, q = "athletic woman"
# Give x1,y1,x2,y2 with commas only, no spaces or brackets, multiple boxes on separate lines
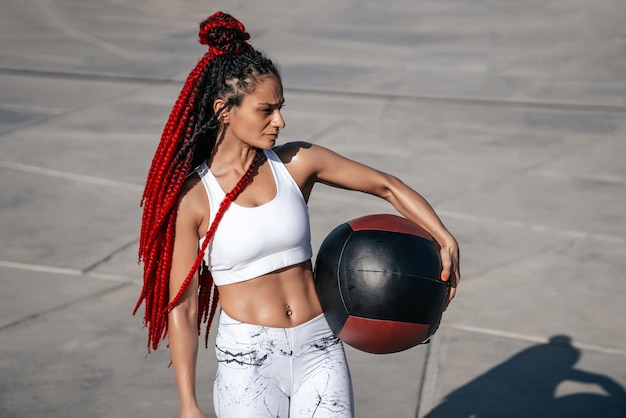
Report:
134,12,460,418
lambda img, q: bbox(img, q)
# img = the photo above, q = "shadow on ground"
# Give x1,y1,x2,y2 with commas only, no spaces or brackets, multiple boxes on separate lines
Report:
424,335,626,418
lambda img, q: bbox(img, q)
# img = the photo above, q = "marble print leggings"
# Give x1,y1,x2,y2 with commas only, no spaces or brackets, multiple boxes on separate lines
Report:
213,310,354,417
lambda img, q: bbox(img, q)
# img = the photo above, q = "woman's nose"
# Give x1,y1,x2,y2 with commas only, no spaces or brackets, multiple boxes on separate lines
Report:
272,110,285,129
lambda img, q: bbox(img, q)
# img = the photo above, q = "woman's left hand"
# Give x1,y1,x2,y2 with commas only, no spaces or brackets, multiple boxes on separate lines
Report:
438,237,460,311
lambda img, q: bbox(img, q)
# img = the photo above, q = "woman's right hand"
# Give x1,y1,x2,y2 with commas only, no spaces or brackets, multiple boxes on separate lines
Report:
170,178,209,418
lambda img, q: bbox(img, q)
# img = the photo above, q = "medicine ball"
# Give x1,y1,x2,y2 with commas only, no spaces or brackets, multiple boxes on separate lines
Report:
314,214,449,354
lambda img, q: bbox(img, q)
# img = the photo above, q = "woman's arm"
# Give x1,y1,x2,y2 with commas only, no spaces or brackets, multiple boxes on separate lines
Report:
168,180,207,418
282,142,460,308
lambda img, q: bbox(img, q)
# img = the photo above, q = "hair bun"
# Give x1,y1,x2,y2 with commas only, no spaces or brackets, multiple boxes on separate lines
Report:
199,12,250,56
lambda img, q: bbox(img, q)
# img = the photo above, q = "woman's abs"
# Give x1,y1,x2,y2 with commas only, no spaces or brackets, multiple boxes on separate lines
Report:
216,261,323,328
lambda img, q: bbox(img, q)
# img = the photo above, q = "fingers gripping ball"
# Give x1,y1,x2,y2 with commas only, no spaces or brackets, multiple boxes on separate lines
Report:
314,214,449,354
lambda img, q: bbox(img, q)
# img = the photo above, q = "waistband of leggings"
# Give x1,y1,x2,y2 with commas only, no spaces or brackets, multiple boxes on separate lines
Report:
219,309,327,332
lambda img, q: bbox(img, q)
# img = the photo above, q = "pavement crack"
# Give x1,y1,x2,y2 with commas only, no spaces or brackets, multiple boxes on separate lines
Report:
0,282,130,333
0,160,143,191
3,67,626,115
81,238,139,275
288,87,626,115
416,339,433,418
0,67,179,85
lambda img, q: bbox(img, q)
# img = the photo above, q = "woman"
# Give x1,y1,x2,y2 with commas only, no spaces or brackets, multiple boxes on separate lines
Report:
134,12,460,418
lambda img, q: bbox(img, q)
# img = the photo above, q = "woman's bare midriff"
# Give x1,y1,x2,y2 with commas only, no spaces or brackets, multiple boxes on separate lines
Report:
216,260,323,328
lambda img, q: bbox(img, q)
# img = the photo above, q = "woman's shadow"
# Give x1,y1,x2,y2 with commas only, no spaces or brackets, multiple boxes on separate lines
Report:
424,335,626,418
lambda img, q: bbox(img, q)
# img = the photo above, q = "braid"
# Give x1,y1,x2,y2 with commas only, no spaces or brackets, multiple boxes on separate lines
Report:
163,151,262,314
134,11,281,352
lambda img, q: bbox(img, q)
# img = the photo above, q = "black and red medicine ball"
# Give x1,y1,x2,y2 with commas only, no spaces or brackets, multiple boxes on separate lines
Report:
314,214,449,354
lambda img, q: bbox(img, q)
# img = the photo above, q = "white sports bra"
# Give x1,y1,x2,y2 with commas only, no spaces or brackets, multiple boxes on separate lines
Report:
196,148,312,286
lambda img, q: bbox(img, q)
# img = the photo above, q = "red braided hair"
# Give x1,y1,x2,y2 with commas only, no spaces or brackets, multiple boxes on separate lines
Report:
165,151,264,348
134,11,280,351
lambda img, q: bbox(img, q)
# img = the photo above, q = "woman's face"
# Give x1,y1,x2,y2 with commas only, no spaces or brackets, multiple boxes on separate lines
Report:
223,75,285,149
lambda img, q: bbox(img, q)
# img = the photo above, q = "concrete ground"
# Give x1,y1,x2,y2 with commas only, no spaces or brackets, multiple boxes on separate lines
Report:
1,0,625,417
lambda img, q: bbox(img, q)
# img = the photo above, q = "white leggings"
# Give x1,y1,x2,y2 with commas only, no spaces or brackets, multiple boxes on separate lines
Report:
213,310,354,417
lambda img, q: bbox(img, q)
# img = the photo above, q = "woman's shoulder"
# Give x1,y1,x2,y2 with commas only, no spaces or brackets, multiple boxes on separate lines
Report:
271,142,331,190
273,141,339,169
273,141,317,162
177,172,209,218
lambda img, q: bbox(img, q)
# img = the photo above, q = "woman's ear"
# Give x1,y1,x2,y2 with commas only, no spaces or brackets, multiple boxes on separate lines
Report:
213,98,231,123
213,98,226,114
